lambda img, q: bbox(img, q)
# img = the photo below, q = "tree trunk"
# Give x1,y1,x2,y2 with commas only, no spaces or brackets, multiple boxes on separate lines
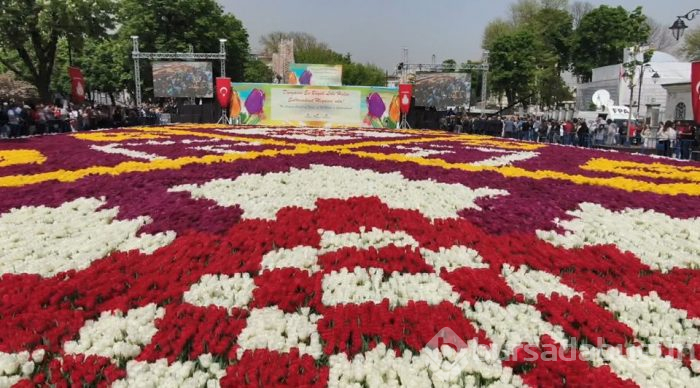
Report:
36,76,52,104
109,92,116,106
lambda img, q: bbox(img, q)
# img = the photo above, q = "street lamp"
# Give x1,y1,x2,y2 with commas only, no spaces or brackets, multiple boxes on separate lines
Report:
670,9,700,41
636,64,660,118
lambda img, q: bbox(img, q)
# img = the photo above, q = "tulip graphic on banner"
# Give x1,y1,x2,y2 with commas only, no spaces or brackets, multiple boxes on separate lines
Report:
299,70,312,85
364,92,386,128
244,88,265,125
229,89,241,120
288,72,298,85
389,95,401,124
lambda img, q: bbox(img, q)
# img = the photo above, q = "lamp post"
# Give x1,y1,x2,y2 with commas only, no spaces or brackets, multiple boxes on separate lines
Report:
622,69,635,143
669,9,700,40
636,64,660,118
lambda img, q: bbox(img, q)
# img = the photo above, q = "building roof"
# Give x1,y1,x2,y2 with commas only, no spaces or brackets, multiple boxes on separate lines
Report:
648,51,680,63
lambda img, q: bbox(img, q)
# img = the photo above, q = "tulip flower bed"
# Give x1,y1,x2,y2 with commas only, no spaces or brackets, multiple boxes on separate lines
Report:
1,124,699,387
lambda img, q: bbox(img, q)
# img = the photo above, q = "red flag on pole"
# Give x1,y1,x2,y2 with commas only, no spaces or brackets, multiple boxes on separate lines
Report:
68,67,85,104
215,77,232,109
692,62,700,124
398,84,412,113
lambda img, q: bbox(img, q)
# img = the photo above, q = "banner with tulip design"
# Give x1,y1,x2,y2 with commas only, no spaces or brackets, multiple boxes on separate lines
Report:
288,64,343,86
230,83,400,128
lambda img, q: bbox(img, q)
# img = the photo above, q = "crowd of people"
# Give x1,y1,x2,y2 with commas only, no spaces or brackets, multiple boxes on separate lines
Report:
441,114,698,159
0,101,176,138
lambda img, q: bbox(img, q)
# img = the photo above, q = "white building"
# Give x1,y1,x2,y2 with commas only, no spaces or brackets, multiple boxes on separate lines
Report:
576,51,690,123
661,82,692,122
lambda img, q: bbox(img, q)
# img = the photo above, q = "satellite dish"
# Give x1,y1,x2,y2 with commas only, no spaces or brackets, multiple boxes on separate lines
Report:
592,89,611,109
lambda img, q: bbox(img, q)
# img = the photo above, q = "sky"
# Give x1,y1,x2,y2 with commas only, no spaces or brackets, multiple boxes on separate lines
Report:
221,0,699,71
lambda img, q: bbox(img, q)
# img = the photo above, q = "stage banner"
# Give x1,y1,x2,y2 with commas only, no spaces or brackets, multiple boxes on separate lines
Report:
215,77,231,108
68,67,86,104
230,83,398,128
692,62,700,124
288,64,343,86
399,84,413,113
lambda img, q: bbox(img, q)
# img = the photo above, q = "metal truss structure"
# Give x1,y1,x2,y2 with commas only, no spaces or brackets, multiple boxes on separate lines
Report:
131,36,227,108
399,51,490,114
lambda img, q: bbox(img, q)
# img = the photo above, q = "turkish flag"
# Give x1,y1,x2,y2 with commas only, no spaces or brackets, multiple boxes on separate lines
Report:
68,67,85,104
215,77,231,109
399,84,412,113
692,62,700,124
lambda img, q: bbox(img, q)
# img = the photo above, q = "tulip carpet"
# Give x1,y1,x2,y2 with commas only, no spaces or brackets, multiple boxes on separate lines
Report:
0,124,699,387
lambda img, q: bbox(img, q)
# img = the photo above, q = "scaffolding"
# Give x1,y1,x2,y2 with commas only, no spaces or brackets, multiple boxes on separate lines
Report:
130,36,227,108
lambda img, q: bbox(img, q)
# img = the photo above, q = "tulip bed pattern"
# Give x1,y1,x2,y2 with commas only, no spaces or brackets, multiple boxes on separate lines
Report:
1,124,700,387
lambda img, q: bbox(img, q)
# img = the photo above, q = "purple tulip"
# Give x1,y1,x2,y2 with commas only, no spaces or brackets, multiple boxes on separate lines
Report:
299,70,312,85
245,89,265,115
367,92,386,118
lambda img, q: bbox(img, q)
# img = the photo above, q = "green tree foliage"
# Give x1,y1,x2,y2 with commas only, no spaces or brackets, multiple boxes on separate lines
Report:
261,31,386,86
294,46,346,65
460,61,484,105
530,8,573,69
260,32,328,56
244,57,275,83
571,6,650,82
489,30,540,107
343,63,386,86
482,19,514,50
79,38,132,104
442,59,457,72
0,0,116,101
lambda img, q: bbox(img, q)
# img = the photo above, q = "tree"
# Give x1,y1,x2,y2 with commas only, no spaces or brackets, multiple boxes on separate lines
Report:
536,65,573,107
118,0,250,99
244,57,275,83
530,8,573,68
570,6,650,82
79,38,131,104
460,61,484,105
570,1,593,28
647,18,680,53
294,46,346,65
260,32,328,56
262,31,386,86
682,26,700,60
343,63,386,86
489,30,540,107
0,0,116,101
442,59,457,72
482,19,515,50
0,72,39,101
509,0,542,26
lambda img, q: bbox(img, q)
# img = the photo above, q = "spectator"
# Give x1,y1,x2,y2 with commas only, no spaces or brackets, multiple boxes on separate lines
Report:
576,120,589,147
657,121,672,156
606,119,618,146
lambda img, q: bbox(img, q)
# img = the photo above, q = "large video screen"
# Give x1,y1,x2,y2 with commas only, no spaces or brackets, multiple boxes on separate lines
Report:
152,61,213,98
414,73,471,109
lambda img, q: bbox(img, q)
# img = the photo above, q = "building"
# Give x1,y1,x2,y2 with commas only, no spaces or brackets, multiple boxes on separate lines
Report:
576,50,690,123
661,82,692,122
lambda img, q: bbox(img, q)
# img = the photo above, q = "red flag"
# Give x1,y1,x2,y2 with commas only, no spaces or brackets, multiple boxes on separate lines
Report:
68,67,85,104
692,62,700,124
215,77,232,109
398,84,412,113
